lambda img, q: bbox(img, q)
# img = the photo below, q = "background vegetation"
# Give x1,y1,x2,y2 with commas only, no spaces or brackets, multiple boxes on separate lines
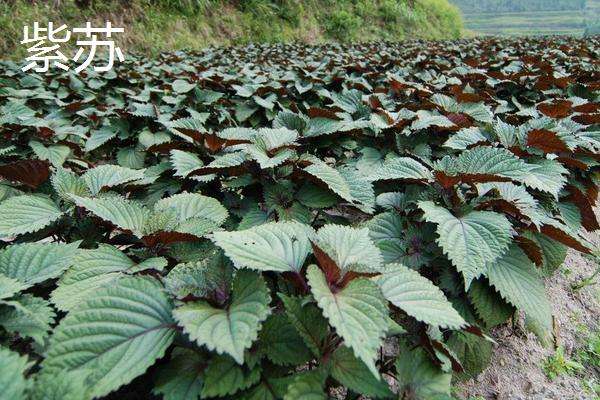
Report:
452,0,599,37
0,0,463,59
452,0,586,12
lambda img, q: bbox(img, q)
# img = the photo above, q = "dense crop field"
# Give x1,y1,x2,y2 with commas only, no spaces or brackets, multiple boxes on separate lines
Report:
0,36,599,399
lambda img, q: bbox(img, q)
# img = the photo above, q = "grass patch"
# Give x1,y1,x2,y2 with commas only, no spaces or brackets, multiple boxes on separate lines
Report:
0,0,463,59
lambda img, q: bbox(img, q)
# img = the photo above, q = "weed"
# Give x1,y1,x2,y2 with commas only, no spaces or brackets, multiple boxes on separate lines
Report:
571,266,600,291
542,346,584,380
571,251,600,292
577,331,600,399
576,331,600,368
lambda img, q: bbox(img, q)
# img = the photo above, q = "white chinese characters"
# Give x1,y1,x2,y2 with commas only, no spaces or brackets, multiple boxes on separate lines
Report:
21,21,124,73
21,22,71,72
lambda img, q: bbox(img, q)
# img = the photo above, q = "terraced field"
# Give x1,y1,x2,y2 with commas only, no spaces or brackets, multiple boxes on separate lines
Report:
463,10,587,36
459,0,600,36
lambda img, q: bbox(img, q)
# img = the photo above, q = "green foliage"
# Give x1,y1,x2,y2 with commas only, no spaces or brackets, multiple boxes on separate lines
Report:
307,265,388,377
0,242,81,287
376,263,466,329
0,195,64,237
395,343,452,399
279,294,328,357
468,279,515,328
0,294,56,345
258,313,313,365
324,9,362,41
420,201,514,287
486,245,553,342
542,346,584,380
0,36,598,398
576,330,600,369
212,222,313,272
447,332,493,379
43,276,176,398
284,370,327,400
173,270,271,364
153,348,204,400
200,355,260,397
0,347,33,399
29,370,90,400
330,346,393,398
0,0,463,59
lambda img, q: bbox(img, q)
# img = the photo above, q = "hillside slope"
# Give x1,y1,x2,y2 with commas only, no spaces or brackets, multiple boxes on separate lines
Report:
1,0,463,59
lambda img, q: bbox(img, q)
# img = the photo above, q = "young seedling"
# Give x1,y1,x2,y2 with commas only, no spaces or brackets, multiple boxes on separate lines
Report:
571,251,600,292
542,346,584,381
